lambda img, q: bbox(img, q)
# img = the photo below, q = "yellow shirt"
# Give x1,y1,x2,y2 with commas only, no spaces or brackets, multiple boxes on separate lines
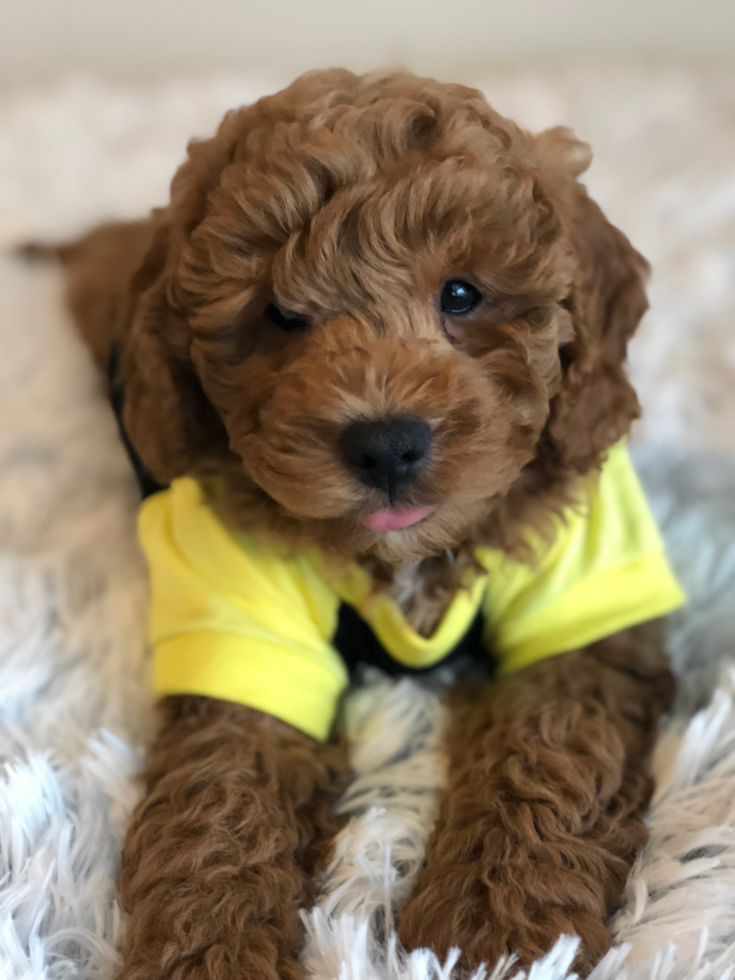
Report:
139,442,685,740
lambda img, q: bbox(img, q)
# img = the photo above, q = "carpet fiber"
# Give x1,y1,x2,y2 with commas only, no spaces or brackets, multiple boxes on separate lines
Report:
1,66,735,980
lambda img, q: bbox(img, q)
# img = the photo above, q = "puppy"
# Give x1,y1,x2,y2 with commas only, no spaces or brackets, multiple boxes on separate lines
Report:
49,69,684,980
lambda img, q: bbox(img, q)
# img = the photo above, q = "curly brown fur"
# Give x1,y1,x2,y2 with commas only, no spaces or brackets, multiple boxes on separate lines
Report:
398,624,674,973
118,698,348,980
32,68,671,977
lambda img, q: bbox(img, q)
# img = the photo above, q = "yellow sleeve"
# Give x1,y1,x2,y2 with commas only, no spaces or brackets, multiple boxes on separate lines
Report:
138,478,348,741
478,442,686,674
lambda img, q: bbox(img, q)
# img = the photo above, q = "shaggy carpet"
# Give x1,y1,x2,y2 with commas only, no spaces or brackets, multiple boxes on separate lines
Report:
1,66,734,980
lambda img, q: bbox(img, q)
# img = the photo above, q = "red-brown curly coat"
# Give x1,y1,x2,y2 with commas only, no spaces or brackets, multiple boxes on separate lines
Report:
49,69,674,980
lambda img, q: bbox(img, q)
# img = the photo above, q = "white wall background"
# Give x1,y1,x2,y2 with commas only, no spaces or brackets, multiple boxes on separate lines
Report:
1,0,733,86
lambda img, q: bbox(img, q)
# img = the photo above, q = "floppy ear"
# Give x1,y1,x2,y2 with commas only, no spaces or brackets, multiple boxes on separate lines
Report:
534,128,649,474
120,119,242,484
121,229,228,485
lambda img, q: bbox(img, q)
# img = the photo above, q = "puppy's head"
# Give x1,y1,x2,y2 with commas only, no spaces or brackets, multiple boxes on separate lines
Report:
122,70,647,563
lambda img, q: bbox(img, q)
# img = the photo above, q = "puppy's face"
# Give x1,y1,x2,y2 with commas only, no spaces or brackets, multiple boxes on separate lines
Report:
125,72,645,563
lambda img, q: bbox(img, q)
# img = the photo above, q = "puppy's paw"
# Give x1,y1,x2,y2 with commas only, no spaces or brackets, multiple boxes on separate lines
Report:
398,881,610,976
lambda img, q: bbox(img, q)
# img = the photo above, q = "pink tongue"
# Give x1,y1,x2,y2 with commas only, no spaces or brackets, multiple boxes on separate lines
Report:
361,505,434,533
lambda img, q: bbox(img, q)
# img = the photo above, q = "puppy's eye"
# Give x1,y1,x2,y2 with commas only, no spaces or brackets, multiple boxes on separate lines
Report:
267,303,310,332
439,280,482,316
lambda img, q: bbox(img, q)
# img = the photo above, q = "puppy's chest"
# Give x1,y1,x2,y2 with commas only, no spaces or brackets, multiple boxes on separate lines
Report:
344,548,493,678
368,550,476,635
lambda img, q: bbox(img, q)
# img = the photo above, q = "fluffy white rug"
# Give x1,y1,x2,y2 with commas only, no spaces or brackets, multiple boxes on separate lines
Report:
1,66,735,980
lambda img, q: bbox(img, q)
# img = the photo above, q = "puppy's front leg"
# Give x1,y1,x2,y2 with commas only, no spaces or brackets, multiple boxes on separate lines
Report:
398,624,674,974
118,697,346,980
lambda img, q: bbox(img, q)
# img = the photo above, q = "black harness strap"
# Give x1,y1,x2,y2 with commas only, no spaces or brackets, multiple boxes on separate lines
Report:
334,601,493,680
108,344,165,500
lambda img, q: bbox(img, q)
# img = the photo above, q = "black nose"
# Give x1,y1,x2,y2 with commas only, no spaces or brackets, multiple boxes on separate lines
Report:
339,416,432,496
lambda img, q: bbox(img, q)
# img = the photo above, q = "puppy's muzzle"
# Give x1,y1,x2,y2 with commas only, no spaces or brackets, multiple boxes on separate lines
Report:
340,416,432,498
